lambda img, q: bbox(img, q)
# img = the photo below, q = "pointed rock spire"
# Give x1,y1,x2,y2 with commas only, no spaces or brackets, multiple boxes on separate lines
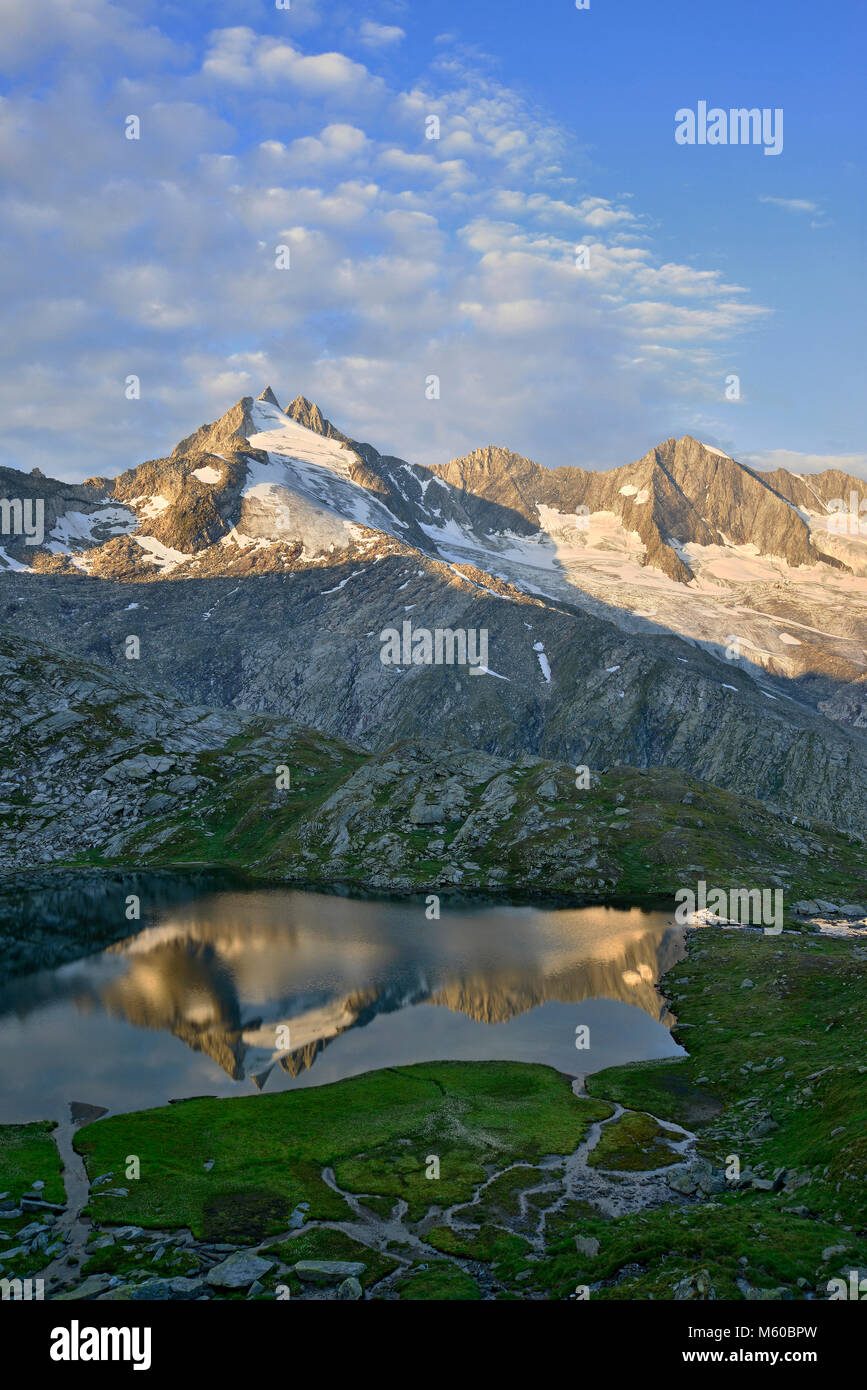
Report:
285,395,325,432
284,395,350,443
257,386,282,409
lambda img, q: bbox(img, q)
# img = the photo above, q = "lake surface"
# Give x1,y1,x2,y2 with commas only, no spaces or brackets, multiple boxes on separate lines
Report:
0,886,686,1123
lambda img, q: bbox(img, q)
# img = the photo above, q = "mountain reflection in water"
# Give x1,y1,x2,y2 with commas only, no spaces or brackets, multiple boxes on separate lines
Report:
0,888,686,1122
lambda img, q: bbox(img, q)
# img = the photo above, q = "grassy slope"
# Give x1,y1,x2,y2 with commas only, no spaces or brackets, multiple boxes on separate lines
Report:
0,1121,65,1205
587,929,867,1227
0,1122,66,1283
73,1062,610,1237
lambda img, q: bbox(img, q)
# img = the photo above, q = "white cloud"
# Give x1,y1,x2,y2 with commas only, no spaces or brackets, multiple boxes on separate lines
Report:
759,196,819,214
202,27,382,100
0,12,782,480
359,21,406,48
0,0,181,69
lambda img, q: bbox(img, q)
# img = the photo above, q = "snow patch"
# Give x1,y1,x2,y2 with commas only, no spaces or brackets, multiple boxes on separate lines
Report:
47,505,138,553
533,641,552,682
0,546,31,572
134,535,192,571
192,466,221,484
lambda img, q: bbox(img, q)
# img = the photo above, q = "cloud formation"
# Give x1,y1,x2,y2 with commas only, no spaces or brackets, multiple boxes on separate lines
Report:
0,7,772,480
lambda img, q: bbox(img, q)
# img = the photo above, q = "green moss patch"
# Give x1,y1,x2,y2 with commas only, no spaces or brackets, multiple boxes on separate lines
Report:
0,1121,65,1205
75,1062,607,1236
392,1261,481,1301
587,1111,682,1171
427,1222,531,1281
260,1227,400,1289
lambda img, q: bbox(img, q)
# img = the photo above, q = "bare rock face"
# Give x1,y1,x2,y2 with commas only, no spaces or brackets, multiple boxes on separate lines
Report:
283,392,350,443
170,396,255,459
3,385,867,837
433,434,846,584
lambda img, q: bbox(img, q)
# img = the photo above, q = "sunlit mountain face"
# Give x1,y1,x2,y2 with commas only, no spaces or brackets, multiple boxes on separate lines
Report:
0,888,685,1120
5,387,867,848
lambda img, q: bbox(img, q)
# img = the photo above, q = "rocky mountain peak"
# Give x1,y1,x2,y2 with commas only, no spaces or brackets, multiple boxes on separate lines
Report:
283,395,347,443
170,396,254,459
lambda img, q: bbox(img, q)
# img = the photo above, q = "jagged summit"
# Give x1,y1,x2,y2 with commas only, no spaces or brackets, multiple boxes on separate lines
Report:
284,394,347,442
433,433,849,585
3,388,866,725
3,386,867,799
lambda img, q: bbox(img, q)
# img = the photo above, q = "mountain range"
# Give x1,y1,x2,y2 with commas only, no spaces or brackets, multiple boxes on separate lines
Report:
2,386,867,839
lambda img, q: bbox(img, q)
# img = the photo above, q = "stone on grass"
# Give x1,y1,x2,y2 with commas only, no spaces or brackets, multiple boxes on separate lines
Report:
294,1259,367,1286
169,1275,209,1298
207,1251,273,1290
822,1244,848,1262
673,1268,716,1300
54,1274,113,1300
750,1115,779,1138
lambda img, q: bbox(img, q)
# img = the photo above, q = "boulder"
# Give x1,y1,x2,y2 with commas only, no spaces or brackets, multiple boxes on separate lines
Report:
667,1157,724,1197
294,1259,367,1286
54,1274,113,1300
750,1114,779,1138
207,1251,273,1290
673,1268,716,1300
409,799,446,825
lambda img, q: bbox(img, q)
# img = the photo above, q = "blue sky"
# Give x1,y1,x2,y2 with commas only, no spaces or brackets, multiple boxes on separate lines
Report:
0,0,863,480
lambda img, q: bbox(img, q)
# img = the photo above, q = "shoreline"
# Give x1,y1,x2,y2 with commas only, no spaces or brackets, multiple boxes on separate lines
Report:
3,916,866,1300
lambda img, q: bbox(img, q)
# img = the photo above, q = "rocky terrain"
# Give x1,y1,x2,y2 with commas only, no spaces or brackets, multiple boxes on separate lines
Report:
4,547,867,837
433,435,847,584
2,387,866,725
2,630,866,952
2,386,867,845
